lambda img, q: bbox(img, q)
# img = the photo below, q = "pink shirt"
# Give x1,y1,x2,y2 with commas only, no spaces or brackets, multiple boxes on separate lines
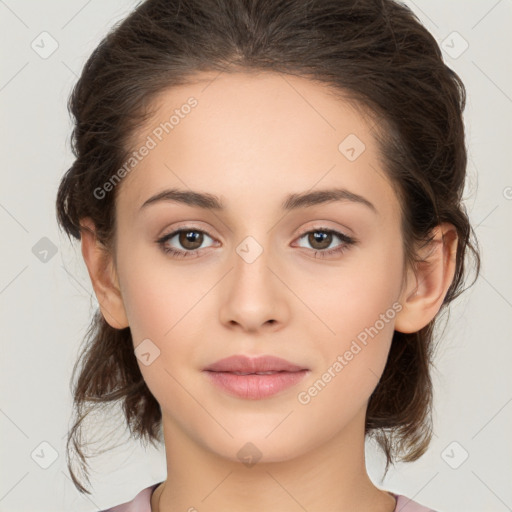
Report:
100,483,437,511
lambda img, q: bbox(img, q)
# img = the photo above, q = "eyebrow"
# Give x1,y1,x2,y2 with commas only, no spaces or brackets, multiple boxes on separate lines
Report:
139,187,377,214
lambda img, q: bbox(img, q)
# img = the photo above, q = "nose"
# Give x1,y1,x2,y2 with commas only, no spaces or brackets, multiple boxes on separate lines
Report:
218,240,289,333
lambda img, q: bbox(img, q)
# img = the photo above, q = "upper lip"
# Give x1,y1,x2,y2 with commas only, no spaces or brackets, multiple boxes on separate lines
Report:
203,355,307,373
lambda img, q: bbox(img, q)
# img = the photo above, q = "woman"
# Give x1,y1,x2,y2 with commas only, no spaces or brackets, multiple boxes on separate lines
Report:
55,0,481,510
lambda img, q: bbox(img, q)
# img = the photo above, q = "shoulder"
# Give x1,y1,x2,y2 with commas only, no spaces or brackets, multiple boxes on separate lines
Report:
100,483,162,512
392,493,438,512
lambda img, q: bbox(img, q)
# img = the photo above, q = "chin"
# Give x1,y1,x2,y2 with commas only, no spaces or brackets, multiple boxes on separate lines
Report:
199,430,309,466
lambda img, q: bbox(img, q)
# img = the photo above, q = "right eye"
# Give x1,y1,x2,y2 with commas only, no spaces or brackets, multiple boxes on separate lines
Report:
156,228,217,259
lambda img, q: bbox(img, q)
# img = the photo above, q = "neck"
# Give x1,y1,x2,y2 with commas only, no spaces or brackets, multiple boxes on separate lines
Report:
151,406,396,512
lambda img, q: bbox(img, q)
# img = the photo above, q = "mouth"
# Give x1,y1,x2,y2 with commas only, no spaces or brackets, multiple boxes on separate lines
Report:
202,355,309,400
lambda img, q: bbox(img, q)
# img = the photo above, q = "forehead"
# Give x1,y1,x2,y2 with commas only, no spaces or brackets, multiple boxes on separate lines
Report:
117,71,399,223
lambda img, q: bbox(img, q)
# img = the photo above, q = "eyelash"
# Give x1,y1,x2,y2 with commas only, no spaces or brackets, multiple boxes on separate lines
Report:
156,226,357,260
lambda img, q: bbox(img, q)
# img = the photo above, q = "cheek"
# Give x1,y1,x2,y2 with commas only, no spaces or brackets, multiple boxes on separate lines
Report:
298,300,397,432
311,244,403,337
306,239,403,389
115,242,186,340
116,247,209,375
120,278,170,343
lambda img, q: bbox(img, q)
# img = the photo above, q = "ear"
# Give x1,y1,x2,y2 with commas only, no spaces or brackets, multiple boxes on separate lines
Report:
79,217,129,330
394,222,458,334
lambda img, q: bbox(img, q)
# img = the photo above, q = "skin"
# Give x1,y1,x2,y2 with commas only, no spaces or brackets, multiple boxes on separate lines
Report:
80,71,458,511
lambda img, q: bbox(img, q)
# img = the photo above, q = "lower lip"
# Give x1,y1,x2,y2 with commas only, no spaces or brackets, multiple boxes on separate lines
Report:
203,370,309,400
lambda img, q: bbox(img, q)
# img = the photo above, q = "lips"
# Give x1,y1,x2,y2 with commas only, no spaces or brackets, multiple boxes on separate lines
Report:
203,354,307,374
203,355,309,400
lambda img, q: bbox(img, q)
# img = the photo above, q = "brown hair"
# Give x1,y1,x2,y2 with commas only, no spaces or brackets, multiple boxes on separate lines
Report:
56,0,481,494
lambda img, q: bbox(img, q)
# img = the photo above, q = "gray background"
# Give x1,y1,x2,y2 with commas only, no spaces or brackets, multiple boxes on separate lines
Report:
1,0,511,510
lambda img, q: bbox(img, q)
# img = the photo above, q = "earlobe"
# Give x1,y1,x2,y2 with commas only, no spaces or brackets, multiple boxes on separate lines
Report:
79,217,129,330
394,223,458,334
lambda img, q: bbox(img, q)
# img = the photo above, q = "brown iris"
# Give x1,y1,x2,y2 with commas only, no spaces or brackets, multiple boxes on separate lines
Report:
179,230,204,250
308,231,332,250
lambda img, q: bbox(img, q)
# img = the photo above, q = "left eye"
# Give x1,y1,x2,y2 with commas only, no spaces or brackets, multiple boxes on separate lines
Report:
295,228,356,256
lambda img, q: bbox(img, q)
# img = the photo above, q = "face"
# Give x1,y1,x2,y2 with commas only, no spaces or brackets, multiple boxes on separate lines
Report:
111,71,407,462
